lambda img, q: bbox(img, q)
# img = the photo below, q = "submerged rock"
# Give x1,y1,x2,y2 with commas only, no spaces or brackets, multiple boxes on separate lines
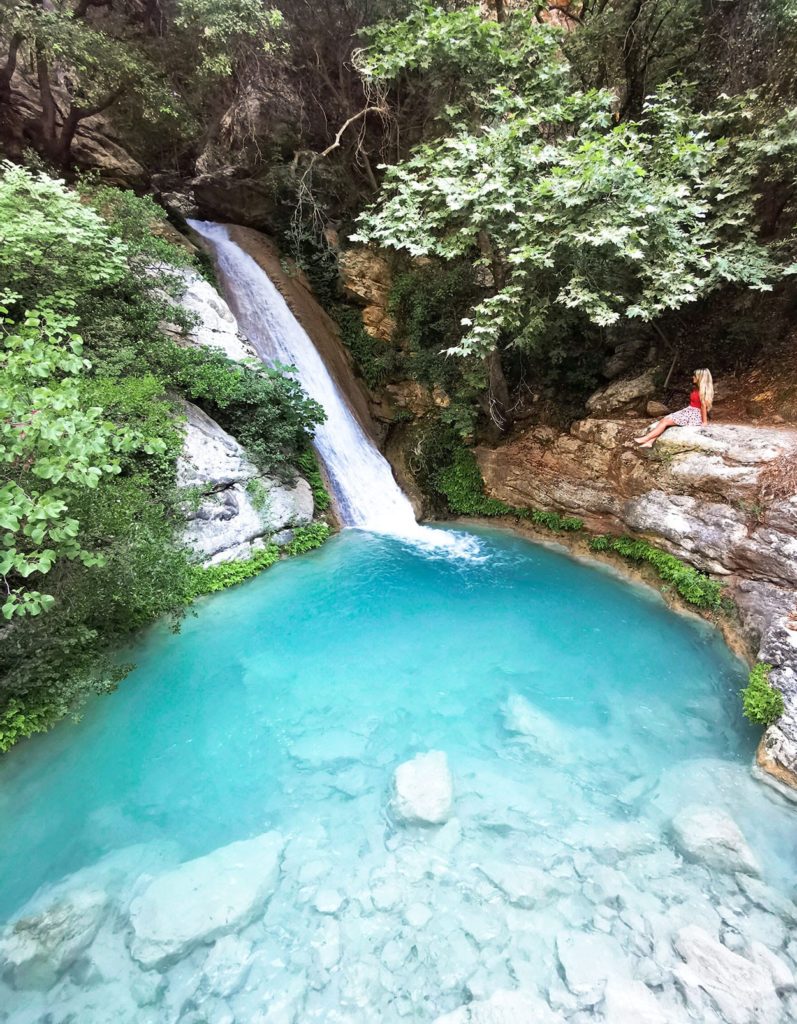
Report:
128,831,283,969
671,805,759,875
555,931,630,1006
673,925,782,1024
434,988,565,1023
0,888,108,990
601,977,671,1024
392,751,453,825
478,863,562,909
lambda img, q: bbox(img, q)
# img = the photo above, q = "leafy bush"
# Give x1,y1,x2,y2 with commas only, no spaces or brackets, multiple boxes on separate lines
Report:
332,303,398,390
741,663,784,726
589,535,724,609
157,345,324,479
0,165,326,751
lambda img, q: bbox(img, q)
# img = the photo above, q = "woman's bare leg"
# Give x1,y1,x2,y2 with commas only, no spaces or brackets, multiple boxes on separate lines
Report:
634,416,675,446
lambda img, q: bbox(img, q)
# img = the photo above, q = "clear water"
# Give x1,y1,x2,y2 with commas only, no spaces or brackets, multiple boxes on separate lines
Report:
186,221,476,558
1,527,795,1022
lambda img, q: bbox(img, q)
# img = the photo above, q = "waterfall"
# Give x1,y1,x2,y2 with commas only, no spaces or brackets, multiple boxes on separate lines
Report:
188,221,478,556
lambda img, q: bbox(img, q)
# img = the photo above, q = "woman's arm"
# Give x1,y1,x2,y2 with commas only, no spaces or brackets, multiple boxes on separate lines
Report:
701,401,709,426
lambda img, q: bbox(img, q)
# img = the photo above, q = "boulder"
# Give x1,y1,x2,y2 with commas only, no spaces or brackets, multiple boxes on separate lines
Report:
434,989,565,1024
555,931,630,1006
586,368,658,416
0,889,108,990
671,805,759,875
128,831,283,969
673,925,782,1024
178,403,313,564
392,751,453,825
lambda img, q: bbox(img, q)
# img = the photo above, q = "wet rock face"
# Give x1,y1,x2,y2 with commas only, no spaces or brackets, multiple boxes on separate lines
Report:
477,418,797,790
165,266,314,564
178,403,313,564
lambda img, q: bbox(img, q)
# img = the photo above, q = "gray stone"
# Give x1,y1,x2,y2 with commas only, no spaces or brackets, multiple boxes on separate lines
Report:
671,805,759,875
199,934,253,998
0,889,108,990
392,751,453,825
586,368,658,416
749,941,795,992
313,889,345,915
128,831,283,969
673,925,782,1024
175,268,255,362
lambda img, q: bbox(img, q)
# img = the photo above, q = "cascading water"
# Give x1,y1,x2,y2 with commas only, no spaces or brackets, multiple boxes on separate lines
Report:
188,220,477,556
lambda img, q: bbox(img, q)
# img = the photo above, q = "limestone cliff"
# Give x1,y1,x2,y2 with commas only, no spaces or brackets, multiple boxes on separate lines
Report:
170,265,315,564
477,419,797,792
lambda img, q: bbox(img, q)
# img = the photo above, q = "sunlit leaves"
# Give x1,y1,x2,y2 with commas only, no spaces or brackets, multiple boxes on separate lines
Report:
354,9,791,360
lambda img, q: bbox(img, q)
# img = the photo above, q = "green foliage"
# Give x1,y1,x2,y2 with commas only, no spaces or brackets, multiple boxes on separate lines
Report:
0,165,325,751
741,663,784,726
432,443,584,532
354,10,794,372
158,345,324,479
435,447,511,517
0,163,126,306
297,450,331,512
188,522,331,597
188,544,281,597
390,261,485,434
332,304,398,390
0,696,57,754
283,522,331,556
589,535,724,609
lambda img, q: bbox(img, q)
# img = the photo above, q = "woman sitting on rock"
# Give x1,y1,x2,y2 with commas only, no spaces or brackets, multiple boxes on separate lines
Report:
634,369,713,448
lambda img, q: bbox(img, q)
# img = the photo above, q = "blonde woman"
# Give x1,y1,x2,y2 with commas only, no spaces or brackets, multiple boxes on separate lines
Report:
634,369,714,448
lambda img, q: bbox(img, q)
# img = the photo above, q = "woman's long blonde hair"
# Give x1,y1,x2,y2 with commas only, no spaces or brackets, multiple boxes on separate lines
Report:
695,368,714,411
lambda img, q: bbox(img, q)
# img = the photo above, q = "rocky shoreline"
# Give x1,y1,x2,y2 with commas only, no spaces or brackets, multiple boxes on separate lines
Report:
475,419,797,795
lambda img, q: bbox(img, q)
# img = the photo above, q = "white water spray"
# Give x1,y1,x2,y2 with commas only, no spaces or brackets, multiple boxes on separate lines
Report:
188,221,478,556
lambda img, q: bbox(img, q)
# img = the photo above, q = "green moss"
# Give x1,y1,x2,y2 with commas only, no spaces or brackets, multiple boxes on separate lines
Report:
589,534,725,610
297,450,331,512
331,304,399,390
741,662,784,726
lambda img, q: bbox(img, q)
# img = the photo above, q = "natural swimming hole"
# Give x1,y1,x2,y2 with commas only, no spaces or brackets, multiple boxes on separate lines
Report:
1,526,795,1023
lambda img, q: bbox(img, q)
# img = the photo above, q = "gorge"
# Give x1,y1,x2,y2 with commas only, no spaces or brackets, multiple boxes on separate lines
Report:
1,3,797,1023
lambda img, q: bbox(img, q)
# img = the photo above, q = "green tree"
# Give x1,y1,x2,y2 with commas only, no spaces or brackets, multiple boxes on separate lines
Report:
353,7,794,424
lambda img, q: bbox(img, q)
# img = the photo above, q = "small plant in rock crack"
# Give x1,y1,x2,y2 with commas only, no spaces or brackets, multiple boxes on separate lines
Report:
741,663,784,726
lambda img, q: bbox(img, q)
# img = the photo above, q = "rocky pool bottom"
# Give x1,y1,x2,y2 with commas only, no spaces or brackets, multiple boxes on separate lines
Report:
0,526,795,1024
